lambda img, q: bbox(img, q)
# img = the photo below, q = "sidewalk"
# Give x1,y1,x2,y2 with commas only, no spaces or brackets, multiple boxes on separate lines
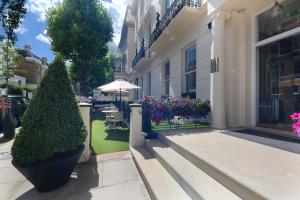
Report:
0,135,150,200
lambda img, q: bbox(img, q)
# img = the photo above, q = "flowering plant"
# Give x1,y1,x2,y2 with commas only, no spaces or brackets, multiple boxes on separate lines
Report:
76,96,92,104
291,113,300,137
140,96,211,125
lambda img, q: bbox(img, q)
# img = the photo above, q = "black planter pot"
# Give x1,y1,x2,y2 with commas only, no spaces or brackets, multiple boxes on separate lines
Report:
12,144,84,192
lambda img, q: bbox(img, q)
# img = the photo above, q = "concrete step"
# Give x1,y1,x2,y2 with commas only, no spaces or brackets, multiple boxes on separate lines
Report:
145,139,242,200
158,129,300,200
130,146,191,200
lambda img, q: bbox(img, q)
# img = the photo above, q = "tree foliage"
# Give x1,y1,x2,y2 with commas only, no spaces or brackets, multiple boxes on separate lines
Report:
0,43,19,81
0,0,26,44
12,56,86,165
46,0,113,96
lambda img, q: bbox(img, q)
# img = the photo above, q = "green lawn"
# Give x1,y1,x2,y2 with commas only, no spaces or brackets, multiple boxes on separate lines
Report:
91,112,129,155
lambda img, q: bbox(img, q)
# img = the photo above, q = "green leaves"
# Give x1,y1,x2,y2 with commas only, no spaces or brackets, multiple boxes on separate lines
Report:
0,0,26,44
0,41,19,80
46,0,113,95
11,55,87,165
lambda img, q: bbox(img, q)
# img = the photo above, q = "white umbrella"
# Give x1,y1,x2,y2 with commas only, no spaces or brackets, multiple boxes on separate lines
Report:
98,79,141,91
98,79,141,110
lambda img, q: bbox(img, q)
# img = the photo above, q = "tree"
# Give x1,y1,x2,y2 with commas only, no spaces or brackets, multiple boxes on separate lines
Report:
0,43,19,84
0,0,26,137
87,53,114,95
0,0,26,87
69,53,115,96
47,0,113,96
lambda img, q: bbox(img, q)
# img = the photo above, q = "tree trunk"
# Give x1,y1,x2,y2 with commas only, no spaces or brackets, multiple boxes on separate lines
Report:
80,73,89,97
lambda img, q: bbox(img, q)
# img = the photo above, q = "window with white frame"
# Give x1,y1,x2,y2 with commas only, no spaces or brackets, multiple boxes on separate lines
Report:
185,44,196,92
134,78,138,100
164,61,170,96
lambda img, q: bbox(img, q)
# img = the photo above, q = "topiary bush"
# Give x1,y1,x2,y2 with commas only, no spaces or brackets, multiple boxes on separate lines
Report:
12,56,86,165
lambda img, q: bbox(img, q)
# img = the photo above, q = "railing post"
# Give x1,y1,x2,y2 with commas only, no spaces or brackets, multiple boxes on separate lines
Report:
78,103,91,163
129,103,144,147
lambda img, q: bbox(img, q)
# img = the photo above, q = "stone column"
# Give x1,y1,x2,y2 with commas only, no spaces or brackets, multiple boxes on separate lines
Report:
210,11,229,129
78,103,91,163
129,103,144,147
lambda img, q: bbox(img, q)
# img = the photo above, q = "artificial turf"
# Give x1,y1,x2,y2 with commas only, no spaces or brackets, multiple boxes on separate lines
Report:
91,112,129,155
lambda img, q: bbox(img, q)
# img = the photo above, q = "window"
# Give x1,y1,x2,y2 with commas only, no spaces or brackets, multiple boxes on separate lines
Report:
257,0,300,130
147,71,151,96
148,23,152,47
258,0,300,41
135,78,139,100
140,0,145,16
185,44,196,92
164,61,170,95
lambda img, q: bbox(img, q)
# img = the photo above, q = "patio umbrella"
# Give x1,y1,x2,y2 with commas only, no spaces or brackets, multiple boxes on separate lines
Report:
98,79,141,110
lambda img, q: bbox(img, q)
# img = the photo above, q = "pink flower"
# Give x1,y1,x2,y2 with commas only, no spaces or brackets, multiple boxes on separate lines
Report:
290,113,300,120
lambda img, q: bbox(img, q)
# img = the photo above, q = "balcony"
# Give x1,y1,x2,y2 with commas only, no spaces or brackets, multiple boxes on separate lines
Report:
132,42,150,71
149,0,204,53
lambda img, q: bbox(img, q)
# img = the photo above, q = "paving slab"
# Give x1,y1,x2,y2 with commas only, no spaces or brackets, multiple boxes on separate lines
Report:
76,179,149,200
0,139,150,200
102,158,138,187
0,167,26,184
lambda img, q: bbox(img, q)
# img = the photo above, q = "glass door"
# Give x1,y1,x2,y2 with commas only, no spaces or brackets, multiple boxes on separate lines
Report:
258,34,300,130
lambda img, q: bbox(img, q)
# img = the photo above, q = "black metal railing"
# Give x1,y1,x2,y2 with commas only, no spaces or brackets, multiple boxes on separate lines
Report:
149,0,201,48
132,46,146,68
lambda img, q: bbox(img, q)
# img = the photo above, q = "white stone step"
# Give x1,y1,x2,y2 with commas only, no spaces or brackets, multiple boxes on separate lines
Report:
158,129,300,200
130,146,191,200
145,139,242,200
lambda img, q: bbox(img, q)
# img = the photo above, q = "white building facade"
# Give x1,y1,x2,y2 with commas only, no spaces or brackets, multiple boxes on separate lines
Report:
114,6,136,81
122,0,300,133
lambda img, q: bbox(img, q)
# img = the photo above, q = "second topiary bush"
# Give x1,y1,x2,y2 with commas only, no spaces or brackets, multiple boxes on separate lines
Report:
12,55,86,165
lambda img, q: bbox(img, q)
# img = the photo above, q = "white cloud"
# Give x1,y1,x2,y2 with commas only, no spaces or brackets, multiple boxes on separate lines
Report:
15,25,28,34
36,30,51,44
102,0,132,46
26,0,62,21
27,0,132,50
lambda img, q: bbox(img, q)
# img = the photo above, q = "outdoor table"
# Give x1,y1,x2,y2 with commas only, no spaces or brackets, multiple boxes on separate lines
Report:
102,109,119,119
102,110,120,128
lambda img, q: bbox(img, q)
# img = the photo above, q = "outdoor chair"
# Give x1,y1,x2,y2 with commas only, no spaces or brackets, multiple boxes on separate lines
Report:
107,112,123,128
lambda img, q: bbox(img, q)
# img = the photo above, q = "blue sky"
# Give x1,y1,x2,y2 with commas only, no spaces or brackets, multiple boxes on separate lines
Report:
0,0,132,62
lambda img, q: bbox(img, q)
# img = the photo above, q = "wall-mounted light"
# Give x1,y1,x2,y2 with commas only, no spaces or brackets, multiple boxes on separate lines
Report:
271,0,284,19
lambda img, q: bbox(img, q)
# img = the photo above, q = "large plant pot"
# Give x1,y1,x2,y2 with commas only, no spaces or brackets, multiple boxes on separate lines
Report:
12,144,84,192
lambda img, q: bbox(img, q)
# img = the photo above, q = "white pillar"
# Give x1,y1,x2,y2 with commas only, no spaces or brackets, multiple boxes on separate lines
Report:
210,11,229,129
78,103,91,163
129,103,144,147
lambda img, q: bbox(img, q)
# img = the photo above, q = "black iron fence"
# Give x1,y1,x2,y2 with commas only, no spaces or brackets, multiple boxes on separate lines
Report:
132,47,146,68
149,0,202,48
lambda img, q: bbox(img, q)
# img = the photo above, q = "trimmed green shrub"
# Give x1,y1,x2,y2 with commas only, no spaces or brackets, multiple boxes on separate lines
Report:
12,56,86,165
2,114,15,139
0,84,23,95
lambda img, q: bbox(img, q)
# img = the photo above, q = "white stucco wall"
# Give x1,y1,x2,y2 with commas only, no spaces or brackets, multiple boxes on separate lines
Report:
129,0,286,129
135,11,212,99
